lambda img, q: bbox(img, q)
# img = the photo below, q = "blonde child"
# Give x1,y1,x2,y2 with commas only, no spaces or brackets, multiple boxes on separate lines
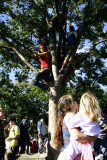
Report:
57,92,101,160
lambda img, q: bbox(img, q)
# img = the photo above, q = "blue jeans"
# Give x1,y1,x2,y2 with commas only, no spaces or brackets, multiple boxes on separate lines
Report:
38,135,45,153
33,68,53,90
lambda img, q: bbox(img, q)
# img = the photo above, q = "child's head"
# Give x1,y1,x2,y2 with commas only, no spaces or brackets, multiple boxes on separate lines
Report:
70,25,75,31
80,92,101,121
42,39,49,47
58,94,75,116
39,45,46,53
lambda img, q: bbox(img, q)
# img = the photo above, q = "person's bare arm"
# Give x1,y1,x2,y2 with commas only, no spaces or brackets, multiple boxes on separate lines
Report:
104,125,107,131
62,57,68,69
31,50,39,60
38,52,49,57
69,128,98,143
6,135,20,140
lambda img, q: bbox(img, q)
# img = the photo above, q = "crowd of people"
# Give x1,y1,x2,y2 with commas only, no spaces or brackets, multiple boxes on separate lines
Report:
0,109,48,160
0,91,107,160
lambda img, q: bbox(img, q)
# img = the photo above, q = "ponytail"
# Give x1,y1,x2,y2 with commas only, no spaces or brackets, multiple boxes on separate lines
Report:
54,111,64,145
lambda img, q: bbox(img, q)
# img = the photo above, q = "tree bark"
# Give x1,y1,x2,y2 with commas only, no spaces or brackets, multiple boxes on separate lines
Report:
48,85,63,160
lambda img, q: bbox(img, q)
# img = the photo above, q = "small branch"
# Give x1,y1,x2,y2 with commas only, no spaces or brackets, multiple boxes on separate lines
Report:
92,39,107,50
30,0,38,7
83,0,91,22
0,46,12,49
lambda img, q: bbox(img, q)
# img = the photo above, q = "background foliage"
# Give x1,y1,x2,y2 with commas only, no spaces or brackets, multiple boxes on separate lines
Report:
0,0,107,136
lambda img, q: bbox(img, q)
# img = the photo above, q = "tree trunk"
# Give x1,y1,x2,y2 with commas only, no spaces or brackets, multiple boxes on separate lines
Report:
48,81,64,160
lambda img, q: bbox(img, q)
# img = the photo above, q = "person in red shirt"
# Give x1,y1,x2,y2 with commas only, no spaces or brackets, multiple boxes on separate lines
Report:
32,45,53,90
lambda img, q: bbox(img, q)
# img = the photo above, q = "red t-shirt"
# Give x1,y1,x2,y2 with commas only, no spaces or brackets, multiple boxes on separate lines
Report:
39,56,50,69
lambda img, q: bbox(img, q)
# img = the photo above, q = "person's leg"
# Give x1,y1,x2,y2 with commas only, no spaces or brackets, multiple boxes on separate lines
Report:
0,150,5,160
5,146,18,160
38,135,42,153
37,69,53,81
21,135,25,153
34,69,53,81
25,133,30,153
38,135,44,153
11,146,18,160
33,69,52,90
5,148,12,160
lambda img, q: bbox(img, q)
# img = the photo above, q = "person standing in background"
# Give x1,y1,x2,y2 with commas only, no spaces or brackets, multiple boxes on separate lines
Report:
37,117,45,154
94,107,107,160
0,107,5,160
19,114,30,154
5,116,20,160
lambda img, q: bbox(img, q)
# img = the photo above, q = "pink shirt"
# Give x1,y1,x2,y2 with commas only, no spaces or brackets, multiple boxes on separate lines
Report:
67,112,100,136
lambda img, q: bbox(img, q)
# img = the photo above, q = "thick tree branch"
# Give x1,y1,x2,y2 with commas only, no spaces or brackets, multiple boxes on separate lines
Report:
0,31,31,54
49,28,58,80
0,35,37,72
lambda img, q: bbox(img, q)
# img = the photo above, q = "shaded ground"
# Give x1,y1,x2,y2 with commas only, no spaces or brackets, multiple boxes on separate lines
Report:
16,153,47,160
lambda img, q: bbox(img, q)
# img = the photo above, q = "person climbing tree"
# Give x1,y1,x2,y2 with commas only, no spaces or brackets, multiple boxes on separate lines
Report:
37,17,48,44
51,11,66,44
41,38,49,51
51,11,66,32
59,25,77,74
32,45,53,90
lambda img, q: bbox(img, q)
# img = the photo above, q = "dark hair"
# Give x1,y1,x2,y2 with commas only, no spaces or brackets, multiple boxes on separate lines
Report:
70,25,75,31
54,95,74,145
42,39,49,46
9,116,16,122
39,45,46,53
23,113,28,117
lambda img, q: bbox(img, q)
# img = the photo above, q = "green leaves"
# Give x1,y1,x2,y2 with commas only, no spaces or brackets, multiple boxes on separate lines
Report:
0,0,107,131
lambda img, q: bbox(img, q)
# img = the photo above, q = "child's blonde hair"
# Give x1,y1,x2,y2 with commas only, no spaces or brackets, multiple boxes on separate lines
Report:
80,92,101,121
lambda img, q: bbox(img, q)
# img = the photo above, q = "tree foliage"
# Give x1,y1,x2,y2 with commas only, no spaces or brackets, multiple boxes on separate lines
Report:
0,0,107,158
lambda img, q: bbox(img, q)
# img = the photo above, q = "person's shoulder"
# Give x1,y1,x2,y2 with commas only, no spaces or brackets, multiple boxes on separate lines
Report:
37,120,42,125
72,112,83,119
21,118,25,122
64,112,74,122
15,125,20,130
38,120,41,123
